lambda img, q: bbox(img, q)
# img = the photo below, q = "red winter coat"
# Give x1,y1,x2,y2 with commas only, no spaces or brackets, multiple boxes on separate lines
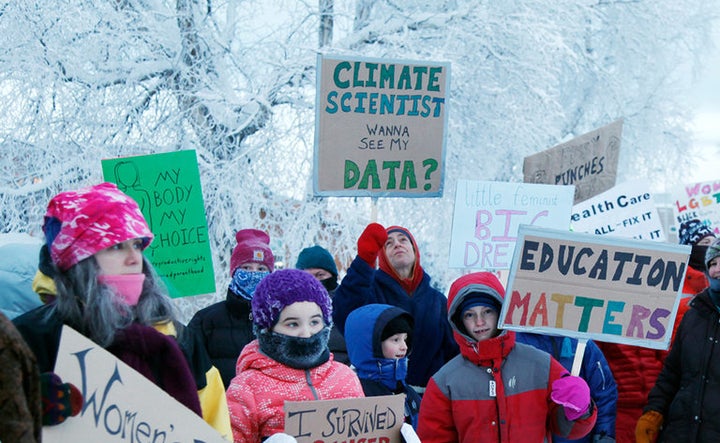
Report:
682,265,709,296
225,340,364,443
417,272,597,443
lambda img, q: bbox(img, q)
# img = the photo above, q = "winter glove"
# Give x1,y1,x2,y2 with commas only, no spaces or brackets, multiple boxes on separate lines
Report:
264,433,298,443
357,223,387,265
550,374,590,421
635,410,663,443
40,372,83,426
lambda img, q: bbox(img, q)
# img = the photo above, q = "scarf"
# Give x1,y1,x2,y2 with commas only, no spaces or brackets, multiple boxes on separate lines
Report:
106,324,202,416
229,268,269,301
256,327,331,370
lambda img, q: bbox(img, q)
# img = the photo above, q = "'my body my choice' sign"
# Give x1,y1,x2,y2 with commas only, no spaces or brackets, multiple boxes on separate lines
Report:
499,225,690,350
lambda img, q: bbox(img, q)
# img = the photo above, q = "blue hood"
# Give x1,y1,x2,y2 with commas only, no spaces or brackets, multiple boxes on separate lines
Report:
345,303,412,390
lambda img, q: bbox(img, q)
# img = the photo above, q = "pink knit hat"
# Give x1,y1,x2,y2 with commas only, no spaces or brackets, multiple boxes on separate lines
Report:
230,229,275,275
43,182,153,271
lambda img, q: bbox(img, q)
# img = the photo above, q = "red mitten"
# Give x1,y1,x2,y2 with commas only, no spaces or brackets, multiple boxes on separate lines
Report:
551,374,590,421
357,223,387,265
40,372,83,426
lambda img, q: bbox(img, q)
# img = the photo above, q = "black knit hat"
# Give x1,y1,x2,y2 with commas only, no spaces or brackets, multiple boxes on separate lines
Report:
679,219,715,246
381,314,413,351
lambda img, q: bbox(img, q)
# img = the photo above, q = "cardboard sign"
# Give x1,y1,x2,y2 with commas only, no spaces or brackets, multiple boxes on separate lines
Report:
523,119,623,204
449,180,575,269
284,395,404,443
43,326,226,443
670,179,720,237
102,150,216,298
499,225,689,349
314,54,449,197
570,180,666,242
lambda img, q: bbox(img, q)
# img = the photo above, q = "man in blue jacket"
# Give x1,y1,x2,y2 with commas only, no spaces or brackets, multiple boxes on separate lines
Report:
332,223,458,391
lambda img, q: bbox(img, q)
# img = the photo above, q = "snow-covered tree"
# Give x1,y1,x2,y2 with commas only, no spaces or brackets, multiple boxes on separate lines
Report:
1,0,717,320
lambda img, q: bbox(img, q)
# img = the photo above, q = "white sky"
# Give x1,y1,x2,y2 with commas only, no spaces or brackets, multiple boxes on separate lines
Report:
688,26,720,183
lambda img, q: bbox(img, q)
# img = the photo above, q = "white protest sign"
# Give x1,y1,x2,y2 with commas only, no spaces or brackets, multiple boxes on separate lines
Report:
314,54,449,197
570,179,666,242
669,179,720,238
448,180,574,269
284,395,404,443
499,225,689,350
43,326,226,443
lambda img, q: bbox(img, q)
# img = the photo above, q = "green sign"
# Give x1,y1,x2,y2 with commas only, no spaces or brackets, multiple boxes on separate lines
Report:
102,150,215,298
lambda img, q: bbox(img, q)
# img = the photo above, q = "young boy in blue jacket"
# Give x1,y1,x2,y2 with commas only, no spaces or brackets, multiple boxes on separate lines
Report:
345,303,422,429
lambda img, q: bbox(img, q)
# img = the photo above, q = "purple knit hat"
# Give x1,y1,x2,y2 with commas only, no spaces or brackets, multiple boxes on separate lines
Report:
251,269,332,330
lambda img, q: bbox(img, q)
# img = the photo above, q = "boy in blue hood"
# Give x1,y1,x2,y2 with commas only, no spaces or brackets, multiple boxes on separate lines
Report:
345,303,422,429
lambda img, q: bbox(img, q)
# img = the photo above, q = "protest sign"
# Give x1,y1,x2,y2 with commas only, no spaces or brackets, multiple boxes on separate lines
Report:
44,326,226,443
669,179,720,238
499,225,689,349
102,150,216,298
314,54,449,197
570,179,666,242
523,119,622,204
284,395,404,443
448,180,574,269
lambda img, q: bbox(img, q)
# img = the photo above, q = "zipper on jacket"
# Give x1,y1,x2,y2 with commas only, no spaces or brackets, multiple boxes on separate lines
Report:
596,361,607,390
305,370,320,400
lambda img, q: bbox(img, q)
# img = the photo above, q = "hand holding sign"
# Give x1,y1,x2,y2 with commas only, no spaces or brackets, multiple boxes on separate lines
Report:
551,375,591,421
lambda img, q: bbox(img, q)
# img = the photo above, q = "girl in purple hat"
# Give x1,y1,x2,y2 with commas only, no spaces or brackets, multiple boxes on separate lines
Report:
226,269,364,443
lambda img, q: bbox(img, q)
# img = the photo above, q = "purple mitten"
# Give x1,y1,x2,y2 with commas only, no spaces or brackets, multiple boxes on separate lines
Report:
551,375,590,421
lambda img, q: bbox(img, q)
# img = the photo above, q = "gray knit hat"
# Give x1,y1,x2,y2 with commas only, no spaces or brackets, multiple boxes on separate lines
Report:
705,237,720,270
251,269,333,330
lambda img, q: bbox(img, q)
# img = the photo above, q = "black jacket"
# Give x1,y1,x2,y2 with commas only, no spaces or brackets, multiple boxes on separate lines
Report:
187,290,255,389
645,290,720,442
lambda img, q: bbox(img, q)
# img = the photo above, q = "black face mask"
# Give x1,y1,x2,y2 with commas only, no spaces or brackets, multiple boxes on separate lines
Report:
320,277,338,292
257,327,331,370
689,245,709,271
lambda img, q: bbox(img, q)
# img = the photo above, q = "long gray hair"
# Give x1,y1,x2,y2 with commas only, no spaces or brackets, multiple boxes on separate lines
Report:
52,256,177,347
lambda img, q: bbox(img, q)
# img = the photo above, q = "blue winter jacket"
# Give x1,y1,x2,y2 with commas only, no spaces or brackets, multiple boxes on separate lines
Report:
345,303,422,429
515,332,617,443
333,256,458,387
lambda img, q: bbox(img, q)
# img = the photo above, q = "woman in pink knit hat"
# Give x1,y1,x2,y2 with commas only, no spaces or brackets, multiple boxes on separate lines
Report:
12,182,230,438
188,228,275,388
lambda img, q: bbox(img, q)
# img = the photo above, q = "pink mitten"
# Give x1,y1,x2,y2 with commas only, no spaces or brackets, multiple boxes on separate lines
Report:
551,375,590,421
357,223,387,265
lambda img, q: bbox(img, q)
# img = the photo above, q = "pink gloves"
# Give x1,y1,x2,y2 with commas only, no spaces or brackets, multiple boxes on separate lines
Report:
551,374,591,421
357,223,387,265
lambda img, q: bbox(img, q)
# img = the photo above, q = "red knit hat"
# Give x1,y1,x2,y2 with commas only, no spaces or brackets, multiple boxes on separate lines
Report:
230,229,275,275
43,182,153,271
